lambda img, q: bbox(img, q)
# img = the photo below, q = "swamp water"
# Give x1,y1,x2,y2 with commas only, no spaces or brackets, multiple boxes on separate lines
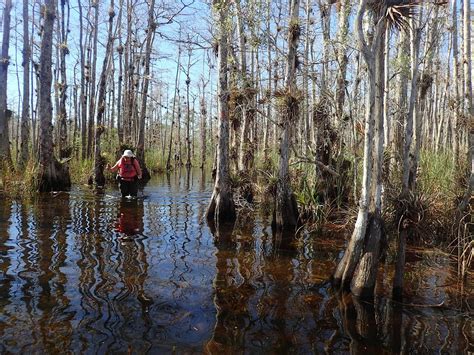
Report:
0,170,472,353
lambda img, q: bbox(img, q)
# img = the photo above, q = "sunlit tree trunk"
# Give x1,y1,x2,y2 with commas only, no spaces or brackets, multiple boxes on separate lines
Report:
206,0,236,225
58,0,70,160
87,0,99,158
393,9,422,299
318,0,330,97
19,0,30,168
335,0,351,122
37,0,70,192
461,0,472,196
0,0,12,167
77,0,87,160
136,0,155,179
273,0,301,231
235,0,252,173
383,27,390,149
391,31,409,168
166,47,181,171
263,0,272,159
117,2,124,146
302,0,311,155
333,0,386,299
199,77,208,169
185,45,192,169
93,0,116,187
457,0,473,280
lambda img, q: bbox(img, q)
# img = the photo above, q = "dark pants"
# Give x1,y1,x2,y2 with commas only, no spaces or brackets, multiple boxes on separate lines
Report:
119,179,138,197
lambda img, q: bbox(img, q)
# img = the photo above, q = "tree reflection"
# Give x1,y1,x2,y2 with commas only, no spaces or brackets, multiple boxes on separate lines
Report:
34,193,73,351
206,220,237,353
336,293,403,354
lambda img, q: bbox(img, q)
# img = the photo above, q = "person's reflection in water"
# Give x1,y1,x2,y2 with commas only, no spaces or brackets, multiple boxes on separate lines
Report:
115,199,145,241
114,199,153,324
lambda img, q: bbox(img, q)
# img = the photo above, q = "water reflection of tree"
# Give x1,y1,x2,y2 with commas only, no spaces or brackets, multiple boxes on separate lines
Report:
205,221,239,352
335,293,403,354
34,194,73,351
206,219,301,352
0,198,13,347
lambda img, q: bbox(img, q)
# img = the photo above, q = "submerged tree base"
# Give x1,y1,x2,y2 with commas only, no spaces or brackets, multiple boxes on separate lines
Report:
206,190,236,225
351,215,385,298
37,159,71,192
333,213,386,299
273,190,299,232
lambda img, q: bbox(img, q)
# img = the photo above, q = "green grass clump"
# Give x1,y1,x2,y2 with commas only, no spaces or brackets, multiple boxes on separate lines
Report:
418,150,458,197
69,158,94,185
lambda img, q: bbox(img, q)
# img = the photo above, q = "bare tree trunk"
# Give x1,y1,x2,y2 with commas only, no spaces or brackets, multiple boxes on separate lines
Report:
166,47,181,171
200,77,208,169
185,45,192,169
58,0,70,159
0,0,12,166
351,14,386,298
456,0,473,282
318,0,330,97
136,0,156,180
93,0,116,187
19,0,30,167
333,0,386,299
383,27,390,148
391,32,409,168
206,0,236,225
393,10,422,299
30,6,38,157
87,0,99,158
458,0,473,213
37,0,70,192
301,0,311,155
273,0,301,231
77,0,87,160
335,0,351,122
262,0,273,159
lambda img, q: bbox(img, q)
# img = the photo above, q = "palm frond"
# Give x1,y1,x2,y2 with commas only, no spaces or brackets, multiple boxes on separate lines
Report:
369,0,420,31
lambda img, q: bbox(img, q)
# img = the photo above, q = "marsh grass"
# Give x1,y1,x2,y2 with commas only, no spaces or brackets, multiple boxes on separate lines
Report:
0,160,37,197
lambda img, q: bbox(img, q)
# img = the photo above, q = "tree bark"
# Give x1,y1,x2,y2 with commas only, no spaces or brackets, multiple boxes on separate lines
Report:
87,0,99,158
393,10,422,299
37,0,70,192
58,0,70,160
335,0,351,122
200,78,208,169
273,0,301,231
93,0,116,187
206,0,236,225
0,0,12,167
136,0,155,180
166,47,181,171
333,0,386,299
77,0,88,160
19,0,30,168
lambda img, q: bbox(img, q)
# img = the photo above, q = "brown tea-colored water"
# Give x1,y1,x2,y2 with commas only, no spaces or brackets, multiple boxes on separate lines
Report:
0,170,472,353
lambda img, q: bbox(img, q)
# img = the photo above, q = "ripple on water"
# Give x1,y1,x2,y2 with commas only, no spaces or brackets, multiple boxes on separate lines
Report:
0,171,472,353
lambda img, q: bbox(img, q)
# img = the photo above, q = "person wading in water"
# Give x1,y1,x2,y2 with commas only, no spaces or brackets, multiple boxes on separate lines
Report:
107,150,142,198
